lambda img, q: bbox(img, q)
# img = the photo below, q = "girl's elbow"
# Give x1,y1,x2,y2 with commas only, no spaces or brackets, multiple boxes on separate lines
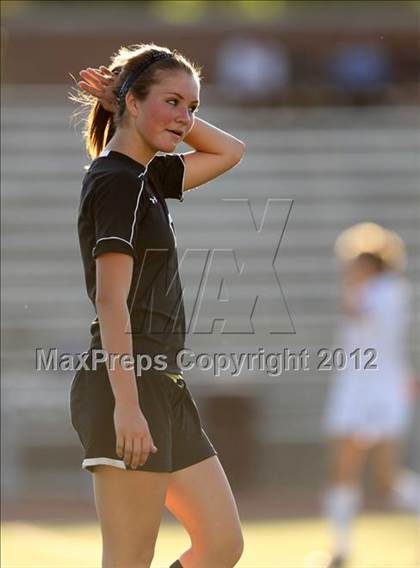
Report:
230,140,246,164
95,294,125,309
95,296,111,310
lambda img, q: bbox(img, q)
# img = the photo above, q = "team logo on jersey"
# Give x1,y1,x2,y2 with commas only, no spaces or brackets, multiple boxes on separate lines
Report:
149,196,158,204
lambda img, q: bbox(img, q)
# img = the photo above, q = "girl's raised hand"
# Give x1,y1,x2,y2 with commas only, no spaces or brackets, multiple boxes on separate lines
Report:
78,66,118,113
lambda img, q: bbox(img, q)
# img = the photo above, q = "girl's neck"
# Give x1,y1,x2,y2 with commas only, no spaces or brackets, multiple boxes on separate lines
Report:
105,129,155,169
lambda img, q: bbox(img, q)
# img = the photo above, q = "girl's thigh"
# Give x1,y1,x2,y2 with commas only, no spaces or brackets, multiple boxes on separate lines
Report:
370,439,400,494
330,437,370,485
93,465,169,555
165,455,243,547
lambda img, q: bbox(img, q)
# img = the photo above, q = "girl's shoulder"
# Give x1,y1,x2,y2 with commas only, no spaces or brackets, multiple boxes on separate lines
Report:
147,152,184,178
146,153,185,201
83,153,144,189
79,154,147,218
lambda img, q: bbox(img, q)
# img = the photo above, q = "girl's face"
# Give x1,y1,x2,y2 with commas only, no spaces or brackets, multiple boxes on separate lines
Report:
132,71,200,153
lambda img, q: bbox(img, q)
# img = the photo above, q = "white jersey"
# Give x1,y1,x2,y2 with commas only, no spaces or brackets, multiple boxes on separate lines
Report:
323,272,413,440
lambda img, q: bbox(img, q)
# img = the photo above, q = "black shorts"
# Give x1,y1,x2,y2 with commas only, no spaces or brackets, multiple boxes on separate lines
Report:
69,359,217,474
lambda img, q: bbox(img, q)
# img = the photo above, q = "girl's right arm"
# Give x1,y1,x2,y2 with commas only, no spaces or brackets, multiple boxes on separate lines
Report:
96,252,157,469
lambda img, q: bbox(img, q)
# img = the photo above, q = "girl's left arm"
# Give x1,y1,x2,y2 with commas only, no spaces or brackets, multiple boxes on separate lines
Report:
181,117,245,190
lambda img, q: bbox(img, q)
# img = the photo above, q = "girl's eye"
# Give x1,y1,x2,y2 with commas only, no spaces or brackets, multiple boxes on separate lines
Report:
167,99,198,113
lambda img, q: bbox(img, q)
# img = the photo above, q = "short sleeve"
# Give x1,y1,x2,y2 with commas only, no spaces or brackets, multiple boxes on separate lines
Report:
147,153,185,201
91,171,145,260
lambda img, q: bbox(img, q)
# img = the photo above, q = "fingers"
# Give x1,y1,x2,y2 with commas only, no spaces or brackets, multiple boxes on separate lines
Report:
77,81,104,99
130,437,143,470
78,82,118,112
123,437,133,467
100,65,115,79
79,69,107,92
78,70,118,113
92,68,115,86
118,435,157,470
116,434,124,460
139,439,151,467
80,67,115,87
137,435,157,468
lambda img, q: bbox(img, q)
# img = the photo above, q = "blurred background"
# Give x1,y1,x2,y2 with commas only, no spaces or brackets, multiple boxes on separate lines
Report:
1,1,419,566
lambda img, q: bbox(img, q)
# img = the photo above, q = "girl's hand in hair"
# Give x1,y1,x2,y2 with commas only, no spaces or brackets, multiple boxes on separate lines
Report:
78,66,118,113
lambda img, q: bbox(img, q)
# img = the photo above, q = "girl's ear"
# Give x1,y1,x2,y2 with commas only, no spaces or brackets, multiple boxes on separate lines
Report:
125,91,139,117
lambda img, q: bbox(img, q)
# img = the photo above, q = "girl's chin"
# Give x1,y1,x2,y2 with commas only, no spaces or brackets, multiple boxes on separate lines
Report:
149,133,179,154
156,141,178,153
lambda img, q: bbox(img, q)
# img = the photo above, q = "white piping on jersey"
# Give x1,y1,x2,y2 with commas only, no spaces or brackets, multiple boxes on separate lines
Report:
94,235,134,249
99,149,153,170
167,211,177,248
129,172,146,243
82,457,126,471
178,154,185,201
94,166,146,251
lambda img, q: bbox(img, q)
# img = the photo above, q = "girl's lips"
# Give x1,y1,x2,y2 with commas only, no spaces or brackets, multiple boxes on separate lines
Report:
167,129,183,138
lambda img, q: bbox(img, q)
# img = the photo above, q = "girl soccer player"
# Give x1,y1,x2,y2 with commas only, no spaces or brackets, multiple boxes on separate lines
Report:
70,43,245,568
322,223,420,568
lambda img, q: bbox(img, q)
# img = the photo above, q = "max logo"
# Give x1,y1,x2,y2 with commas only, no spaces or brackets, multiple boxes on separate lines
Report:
129,198,295,335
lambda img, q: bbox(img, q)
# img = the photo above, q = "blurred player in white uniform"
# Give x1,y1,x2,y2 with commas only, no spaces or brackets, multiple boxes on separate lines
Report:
322,223,420,568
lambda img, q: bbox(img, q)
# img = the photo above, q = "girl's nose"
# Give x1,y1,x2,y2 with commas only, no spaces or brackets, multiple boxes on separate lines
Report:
177,106,191,124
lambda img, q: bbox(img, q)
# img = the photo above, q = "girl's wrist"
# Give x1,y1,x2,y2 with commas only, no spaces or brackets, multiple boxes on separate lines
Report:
114,395,141,410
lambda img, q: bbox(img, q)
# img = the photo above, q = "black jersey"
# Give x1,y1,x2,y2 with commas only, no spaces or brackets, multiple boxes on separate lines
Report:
77,150,186,373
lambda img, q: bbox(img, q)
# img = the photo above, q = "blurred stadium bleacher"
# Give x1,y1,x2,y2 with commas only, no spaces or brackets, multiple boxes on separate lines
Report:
2,91,419,500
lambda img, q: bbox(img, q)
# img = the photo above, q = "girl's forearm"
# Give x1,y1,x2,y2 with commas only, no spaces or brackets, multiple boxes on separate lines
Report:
96,299,140,408
184,116,245,158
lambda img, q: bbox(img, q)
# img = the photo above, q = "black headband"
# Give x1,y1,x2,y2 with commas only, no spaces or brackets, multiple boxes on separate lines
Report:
117,51,173,106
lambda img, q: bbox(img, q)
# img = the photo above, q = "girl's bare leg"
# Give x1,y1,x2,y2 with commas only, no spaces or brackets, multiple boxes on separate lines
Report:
372,439,420,514
331,436,369,485
323,437,370,564
371,439,400,498
165,455,244,568
93,465,169,568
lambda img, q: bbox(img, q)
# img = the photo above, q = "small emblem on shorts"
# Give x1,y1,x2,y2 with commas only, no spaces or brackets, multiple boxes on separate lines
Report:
149,196,158,204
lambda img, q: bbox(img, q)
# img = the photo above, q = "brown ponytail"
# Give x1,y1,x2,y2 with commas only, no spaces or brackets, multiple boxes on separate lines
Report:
85,101,115,159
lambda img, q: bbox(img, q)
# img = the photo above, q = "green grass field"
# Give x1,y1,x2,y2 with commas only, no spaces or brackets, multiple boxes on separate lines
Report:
2,514,419,568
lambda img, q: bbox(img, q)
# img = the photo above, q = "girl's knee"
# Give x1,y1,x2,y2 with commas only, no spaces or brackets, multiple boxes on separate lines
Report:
228,531,244,564
222,530,244,564
201,530,244,566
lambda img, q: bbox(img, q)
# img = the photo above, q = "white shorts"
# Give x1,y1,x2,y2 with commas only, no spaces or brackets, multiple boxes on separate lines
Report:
323,373,412,441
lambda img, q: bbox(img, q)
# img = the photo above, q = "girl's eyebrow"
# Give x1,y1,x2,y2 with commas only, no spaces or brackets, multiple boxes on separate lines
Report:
166,91,199,104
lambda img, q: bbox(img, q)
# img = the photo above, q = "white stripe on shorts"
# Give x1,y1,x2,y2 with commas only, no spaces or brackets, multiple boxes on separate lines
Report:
82,457,127,471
